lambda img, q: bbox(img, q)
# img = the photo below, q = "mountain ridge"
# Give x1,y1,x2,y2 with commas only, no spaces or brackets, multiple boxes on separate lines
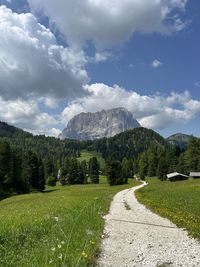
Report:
59,107,141,140
167,133,195,150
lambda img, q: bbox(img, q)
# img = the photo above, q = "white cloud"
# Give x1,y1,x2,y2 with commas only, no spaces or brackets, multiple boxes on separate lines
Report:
28,0,188,50
61,103,85,125
1,83,199,136
94,52,112,63
60,83,200,130
47,128,62,137
40,97,59,109
0,97,60,136
151,59,163,68
0,5,89,101
0,2,195,137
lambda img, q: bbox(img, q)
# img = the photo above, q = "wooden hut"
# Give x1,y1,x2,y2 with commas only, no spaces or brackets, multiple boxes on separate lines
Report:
190,172,200,179
167,172,189,182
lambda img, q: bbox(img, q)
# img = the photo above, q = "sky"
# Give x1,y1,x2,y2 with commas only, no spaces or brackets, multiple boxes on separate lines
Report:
0,0,199,138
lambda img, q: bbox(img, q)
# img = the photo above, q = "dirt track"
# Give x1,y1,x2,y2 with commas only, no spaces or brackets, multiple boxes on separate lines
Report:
97,183,200,267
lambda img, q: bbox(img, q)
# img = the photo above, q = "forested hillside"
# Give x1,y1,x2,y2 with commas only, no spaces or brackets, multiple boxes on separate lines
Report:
1,121,200,196
89,127,170,160
0,121,84,160
167,133,192,150
0,121,87,195
135,136,200,180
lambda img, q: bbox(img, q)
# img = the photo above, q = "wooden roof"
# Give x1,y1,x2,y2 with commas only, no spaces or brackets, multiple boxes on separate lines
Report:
167,172,189,178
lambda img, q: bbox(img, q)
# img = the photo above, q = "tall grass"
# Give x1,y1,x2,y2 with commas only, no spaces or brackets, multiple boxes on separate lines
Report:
0,177,138,266
136,178,200,240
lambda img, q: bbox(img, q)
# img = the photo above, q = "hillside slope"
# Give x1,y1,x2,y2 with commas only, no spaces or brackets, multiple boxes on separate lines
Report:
89,127,171,160
167,133,193,150
0,121,31,138
0,121,82,160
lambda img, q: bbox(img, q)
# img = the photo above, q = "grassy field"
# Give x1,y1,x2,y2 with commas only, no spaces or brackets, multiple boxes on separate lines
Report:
77,150,106,169
0,177,139,267
136,178,200,240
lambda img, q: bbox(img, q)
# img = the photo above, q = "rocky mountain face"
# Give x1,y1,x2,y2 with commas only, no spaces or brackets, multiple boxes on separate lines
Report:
59,107,141,140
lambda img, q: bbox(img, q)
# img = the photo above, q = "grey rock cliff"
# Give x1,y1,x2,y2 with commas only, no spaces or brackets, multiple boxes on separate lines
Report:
59,107,141,140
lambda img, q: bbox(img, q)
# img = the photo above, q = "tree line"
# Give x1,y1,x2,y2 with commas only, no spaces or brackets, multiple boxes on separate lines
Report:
0,139,102,195
0,141,45,195
135,136,200,180
1,122,200,196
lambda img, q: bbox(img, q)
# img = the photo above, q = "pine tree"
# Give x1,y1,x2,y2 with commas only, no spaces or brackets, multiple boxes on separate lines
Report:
45,159,56,179
157,156,168,181
24,151,45,191
80,160,88,184
147,150,157,177
89,157,99,184
68,158,79,184
76,162,85,184
12,149,29,193
38,159,45,191
184,137,200,171
138,153,148,179
177,153,186,174
121,158,133,182
106,160,127,185
0,141,13,191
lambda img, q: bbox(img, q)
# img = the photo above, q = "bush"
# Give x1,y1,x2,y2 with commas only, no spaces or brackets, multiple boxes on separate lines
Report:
46,176,57,186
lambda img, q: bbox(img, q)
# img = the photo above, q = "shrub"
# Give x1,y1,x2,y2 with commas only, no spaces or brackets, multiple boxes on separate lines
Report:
46,176,57,186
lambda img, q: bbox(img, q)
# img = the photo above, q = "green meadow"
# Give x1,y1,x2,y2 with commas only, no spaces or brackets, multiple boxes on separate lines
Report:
0,177,138,267
136,178,200,240
77,150,106,169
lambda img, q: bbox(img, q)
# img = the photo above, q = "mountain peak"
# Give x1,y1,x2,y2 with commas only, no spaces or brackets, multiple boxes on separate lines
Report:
59,108,140,140
167,133,194,150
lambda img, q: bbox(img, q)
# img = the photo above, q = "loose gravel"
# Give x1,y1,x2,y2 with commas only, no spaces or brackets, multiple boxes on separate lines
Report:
97,183,200,267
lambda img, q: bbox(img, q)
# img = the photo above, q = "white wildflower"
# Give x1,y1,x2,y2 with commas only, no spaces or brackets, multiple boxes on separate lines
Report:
54,216,59,222
58,254,63,260
86,229,94,236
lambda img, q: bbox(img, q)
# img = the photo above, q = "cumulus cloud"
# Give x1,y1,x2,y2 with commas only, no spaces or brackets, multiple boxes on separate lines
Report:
94,52,112,63
151,59,163,68
0,97,60,136
39,97,59,109
1,83,199,136
60,83,200,130
0,2,195,137
28,0,188,49
0,5,89,101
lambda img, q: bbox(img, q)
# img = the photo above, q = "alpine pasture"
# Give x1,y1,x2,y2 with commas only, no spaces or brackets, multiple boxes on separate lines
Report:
136,178,200,240
0,177,139,267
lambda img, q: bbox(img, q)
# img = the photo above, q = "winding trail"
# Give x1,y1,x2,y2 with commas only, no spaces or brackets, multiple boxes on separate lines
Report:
97,183,200,267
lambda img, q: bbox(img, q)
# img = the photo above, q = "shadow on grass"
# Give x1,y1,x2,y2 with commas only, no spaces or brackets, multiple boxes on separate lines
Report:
0,188,58,201
0,192,12,201
43,189,58,194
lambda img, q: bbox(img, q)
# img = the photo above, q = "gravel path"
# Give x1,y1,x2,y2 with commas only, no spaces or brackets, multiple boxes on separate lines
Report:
97,183,200,267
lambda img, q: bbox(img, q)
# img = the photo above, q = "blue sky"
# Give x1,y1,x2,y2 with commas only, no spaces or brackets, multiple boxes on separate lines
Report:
0,0,199,137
